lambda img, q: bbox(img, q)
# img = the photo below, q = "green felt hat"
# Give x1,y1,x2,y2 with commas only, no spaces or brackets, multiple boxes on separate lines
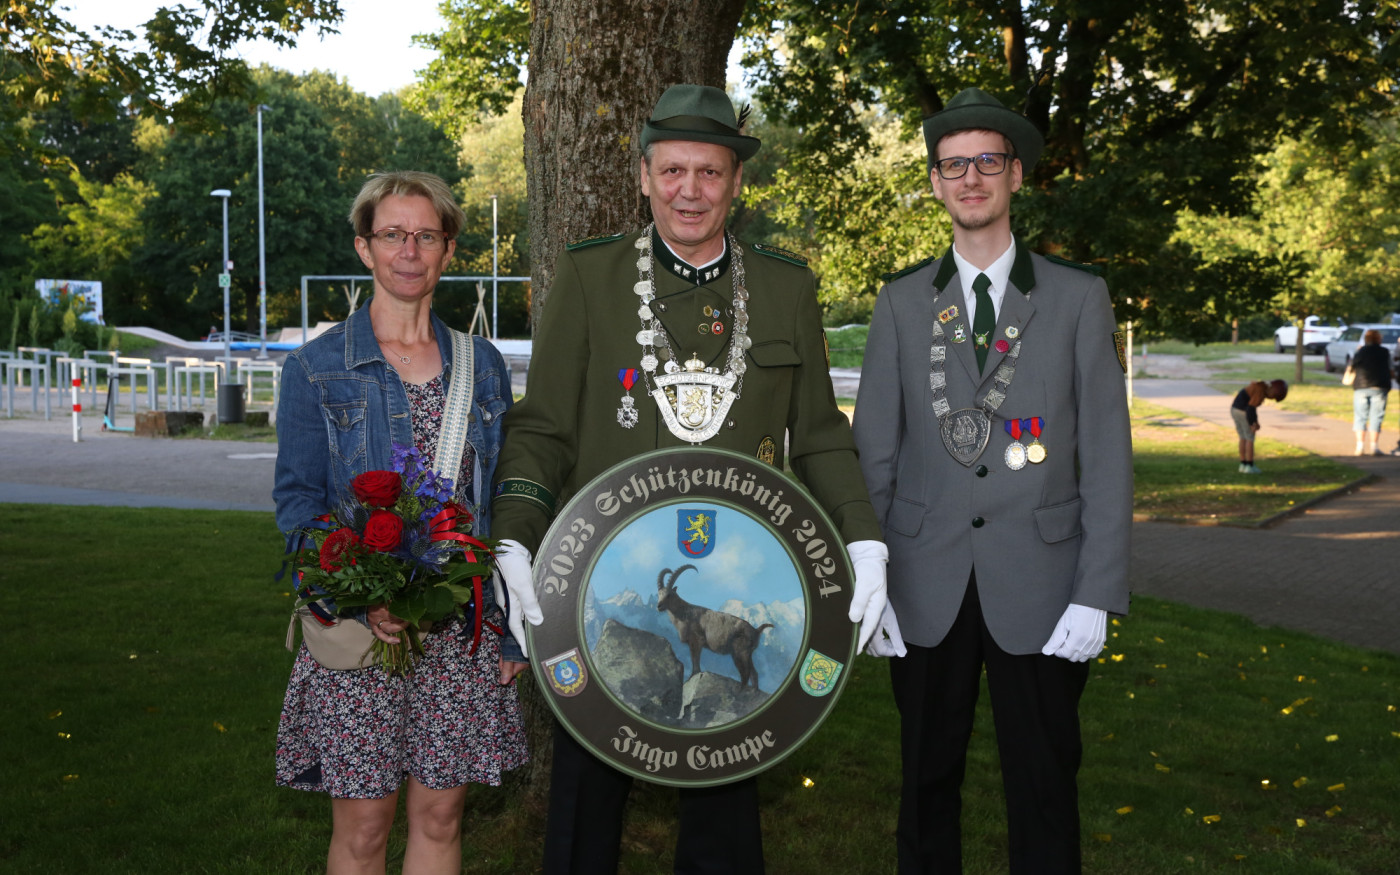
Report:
922,87,1043,172
641,84,761,162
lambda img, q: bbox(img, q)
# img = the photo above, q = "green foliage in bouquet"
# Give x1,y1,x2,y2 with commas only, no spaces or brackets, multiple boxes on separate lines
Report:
292,443,498,673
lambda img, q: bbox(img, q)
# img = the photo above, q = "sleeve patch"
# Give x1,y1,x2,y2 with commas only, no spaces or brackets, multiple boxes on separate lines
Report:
1113,331,1128,373
493,478,557,514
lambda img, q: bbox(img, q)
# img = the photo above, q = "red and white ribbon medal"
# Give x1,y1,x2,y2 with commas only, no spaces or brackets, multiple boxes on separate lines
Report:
617,368,640,429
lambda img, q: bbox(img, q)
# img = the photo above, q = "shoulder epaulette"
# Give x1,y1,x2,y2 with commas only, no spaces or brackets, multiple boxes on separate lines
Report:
566,232,626,251
1044,253,1106,277
881,254,938,283
752,242,809,267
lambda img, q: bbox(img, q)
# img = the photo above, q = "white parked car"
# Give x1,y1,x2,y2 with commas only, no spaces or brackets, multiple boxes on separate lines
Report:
1323,324,1400,373
1274,316,1346,353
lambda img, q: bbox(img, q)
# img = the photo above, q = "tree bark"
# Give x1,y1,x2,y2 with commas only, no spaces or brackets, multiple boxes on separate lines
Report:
523,0,746,326
517,0,745,791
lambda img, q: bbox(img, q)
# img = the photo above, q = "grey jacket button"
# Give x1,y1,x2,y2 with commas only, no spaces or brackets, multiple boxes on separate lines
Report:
975,465,988,477
971,516,985,528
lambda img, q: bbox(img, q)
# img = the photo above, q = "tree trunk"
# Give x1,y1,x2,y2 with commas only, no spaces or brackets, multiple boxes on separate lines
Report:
1295,316,1306,384
517,0,746,792
523,0,746,326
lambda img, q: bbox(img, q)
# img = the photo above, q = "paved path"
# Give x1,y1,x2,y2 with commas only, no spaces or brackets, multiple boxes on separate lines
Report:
4,372,1398,654
1130,379,1400,655
0,413,276,512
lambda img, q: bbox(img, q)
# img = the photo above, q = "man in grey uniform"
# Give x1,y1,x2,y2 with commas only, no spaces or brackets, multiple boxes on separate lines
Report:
853,87,1133,874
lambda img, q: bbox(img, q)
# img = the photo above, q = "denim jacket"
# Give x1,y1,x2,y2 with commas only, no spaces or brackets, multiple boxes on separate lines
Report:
273,300,520,659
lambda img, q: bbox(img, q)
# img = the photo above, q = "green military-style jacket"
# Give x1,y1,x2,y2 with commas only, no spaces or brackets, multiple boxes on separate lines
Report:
493,228,881,553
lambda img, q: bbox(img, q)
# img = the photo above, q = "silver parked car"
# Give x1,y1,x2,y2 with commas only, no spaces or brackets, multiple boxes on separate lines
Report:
1323,324,1400,373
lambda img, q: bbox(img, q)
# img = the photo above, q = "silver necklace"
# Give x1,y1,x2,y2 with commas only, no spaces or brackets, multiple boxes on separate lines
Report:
628,225,751,442
377,336,422,365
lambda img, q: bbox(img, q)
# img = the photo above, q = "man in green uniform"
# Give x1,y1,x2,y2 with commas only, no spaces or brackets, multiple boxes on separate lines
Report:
492,84,888,874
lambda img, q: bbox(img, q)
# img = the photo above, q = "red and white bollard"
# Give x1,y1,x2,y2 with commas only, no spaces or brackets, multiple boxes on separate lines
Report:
71,376,82,443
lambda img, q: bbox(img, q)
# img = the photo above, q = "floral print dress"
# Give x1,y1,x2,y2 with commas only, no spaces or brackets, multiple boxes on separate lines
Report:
275,370,529,797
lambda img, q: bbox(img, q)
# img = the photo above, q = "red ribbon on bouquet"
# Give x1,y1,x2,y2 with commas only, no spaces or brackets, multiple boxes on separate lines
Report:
428,503,499,653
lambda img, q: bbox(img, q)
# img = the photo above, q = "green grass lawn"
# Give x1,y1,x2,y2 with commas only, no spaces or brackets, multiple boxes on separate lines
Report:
1129,400,1362,523
5,504,1398,873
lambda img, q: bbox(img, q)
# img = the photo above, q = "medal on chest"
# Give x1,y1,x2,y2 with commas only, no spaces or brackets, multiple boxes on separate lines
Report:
1004,418,1028,470
630,227,752,443
1024,416,1047,463
617,368,640,428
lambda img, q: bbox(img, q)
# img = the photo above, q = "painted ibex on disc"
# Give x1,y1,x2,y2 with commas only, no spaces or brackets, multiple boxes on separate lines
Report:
656,565,773,691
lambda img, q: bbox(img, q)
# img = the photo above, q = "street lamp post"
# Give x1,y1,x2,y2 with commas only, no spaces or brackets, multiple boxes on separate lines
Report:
256,103,270,359
210,189,232,370
491,194,499,339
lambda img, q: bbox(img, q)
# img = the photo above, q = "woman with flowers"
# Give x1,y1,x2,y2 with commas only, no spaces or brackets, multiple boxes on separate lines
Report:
273,170,528,873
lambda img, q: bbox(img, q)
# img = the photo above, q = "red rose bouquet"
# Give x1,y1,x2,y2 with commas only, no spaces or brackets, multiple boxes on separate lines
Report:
293,443,498,674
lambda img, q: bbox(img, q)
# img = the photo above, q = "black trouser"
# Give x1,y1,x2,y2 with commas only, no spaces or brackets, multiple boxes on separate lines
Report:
543,723,765,874
890,574,1090,874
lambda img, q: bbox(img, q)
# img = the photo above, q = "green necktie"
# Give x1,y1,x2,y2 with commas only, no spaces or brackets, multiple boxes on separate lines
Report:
972,272,995,372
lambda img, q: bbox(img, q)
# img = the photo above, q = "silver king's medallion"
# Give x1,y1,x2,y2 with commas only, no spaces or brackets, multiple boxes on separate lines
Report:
940,408,991,466
652,354,738,444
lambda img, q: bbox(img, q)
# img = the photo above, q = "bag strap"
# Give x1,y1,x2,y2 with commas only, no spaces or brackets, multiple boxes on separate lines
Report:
433,328,476,480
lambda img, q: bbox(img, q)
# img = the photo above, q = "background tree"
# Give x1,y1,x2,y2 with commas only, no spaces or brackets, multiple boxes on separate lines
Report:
1,0,346,335
129,68,465,338
1,0,344,125
415,1,1398,335
1174,127,1400,380
520,0,747,321
736,0,1400,332
417,0,747,322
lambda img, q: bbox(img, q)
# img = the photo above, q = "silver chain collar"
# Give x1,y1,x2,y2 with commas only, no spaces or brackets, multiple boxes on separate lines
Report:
928,281,1026,465
634,225,751,394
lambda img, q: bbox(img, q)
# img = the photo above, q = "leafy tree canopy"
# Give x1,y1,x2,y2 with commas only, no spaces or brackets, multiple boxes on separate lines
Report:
736,0,1400,330
414,0,1400,335
408,0,529,139
1,0,344,125
1172,124,1400,348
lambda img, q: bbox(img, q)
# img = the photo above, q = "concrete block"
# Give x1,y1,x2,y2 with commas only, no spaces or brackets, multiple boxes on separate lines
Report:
135,410,206,437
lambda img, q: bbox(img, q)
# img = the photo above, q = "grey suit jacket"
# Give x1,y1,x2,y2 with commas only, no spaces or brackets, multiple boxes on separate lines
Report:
853,241,1133,654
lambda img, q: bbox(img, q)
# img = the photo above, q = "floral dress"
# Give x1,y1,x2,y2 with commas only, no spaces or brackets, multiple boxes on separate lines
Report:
275,371,529,797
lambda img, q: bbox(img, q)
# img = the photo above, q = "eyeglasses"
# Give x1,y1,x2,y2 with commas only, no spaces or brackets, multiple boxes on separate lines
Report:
366,228,448,250
933,152,1014,180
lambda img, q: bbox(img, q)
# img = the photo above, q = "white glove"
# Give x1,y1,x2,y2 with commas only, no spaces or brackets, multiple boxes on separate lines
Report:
846,540,889,652
495,538,544,658
864,602,907,658
1041,603,1107,662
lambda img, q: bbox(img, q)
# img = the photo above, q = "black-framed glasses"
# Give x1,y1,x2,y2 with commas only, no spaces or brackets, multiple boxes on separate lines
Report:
933,152,1014,180
367,228,448,250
